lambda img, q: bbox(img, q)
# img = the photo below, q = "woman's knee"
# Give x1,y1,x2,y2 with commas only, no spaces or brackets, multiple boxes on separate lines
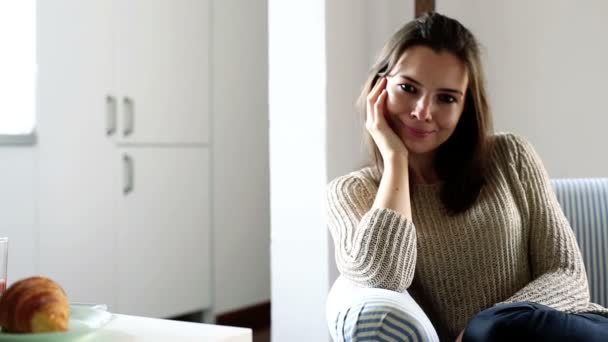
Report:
463,302,538,342
463,302,608,342
327,278,439,341
333,302,437,341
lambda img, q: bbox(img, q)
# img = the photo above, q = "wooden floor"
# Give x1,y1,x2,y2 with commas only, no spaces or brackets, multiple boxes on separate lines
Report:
170,311,268,340
170,310,270,341
252,326,270,342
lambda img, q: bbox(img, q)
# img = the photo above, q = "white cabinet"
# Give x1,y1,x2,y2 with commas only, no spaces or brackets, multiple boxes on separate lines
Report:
36,0,212,318
116,0,211,144
37,0,119,309
116,148,211,317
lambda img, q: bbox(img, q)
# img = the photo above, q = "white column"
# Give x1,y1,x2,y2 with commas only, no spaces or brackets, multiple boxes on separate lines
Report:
269,0,329,340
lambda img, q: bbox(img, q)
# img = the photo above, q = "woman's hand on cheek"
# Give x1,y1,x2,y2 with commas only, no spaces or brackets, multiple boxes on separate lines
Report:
366,77,409,163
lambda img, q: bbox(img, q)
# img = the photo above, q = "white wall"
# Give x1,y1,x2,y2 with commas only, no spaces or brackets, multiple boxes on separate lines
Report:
212,0,271,314
438,0,608,177
0,149,37,283
269,0,412,340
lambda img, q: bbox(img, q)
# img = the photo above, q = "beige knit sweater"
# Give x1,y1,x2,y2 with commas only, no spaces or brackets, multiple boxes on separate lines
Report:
326,133,608,340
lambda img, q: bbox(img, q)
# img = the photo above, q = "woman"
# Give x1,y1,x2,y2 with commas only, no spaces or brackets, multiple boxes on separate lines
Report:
325,12,608,341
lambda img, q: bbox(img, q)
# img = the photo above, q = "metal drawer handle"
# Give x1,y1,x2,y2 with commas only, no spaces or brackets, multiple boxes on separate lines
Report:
106,95,117,136
123,97,135,137
123,154,134,194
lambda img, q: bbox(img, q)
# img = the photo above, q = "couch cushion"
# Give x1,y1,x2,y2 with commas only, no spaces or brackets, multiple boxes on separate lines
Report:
552,179,608,308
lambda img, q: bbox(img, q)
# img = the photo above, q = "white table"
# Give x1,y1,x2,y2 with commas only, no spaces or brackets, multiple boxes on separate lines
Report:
88,314,252,342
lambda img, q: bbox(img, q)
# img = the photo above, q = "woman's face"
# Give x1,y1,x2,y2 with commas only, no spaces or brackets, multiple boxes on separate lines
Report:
384,46,469,156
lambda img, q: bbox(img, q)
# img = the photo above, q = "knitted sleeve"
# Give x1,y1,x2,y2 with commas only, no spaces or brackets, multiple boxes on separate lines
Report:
500,135,590,311
325,171,417,291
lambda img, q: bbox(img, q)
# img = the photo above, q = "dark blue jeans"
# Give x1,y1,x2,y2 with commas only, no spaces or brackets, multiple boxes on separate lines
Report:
463,302,608,342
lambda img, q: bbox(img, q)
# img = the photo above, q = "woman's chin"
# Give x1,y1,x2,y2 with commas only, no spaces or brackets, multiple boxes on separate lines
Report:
403,138,438,155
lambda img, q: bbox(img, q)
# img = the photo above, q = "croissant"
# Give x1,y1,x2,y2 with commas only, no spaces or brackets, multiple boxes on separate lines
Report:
0,276,70,333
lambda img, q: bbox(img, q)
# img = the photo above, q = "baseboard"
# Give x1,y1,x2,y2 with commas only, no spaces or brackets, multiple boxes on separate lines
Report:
216,301,270,329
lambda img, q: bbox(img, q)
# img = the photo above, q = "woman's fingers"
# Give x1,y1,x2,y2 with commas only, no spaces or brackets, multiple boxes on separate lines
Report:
367,78,385,106
369,77,386,101
367,77,387,124
374,88,388,123
365,77,407,158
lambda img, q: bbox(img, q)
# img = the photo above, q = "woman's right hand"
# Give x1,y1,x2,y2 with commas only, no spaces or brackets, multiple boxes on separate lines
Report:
365,77,409,162
368,77,412,219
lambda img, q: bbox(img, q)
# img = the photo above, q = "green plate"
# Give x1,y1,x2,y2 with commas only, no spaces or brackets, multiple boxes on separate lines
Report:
0,305,113,341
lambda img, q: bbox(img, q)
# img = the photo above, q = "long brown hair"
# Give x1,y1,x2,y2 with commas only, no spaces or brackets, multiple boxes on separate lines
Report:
358,12,493,214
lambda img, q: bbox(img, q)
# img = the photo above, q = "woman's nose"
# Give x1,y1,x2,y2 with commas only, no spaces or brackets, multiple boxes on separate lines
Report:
411,97,432,122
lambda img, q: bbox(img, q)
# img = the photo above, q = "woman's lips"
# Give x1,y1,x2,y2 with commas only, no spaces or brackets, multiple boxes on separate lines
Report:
404,124,436,139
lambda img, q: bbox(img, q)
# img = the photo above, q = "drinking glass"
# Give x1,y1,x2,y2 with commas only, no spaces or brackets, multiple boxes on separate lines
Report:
0,237,7,294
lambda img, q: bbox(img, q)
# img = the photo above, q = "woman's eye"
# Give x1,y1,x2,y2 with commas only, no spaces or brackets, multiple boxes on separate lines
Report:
399,84,417,94
438,94,457,104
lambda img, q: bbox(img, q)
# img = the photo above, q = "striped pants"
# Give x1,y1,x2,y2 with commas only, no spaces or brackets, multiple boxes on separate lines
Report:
326,276,439,342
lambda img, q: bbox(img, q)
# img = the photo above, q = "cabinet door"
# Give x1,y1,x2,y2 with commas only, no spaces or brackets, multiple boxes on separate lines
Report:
116,147,211,318
37,0,118,309
116,0,211,144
